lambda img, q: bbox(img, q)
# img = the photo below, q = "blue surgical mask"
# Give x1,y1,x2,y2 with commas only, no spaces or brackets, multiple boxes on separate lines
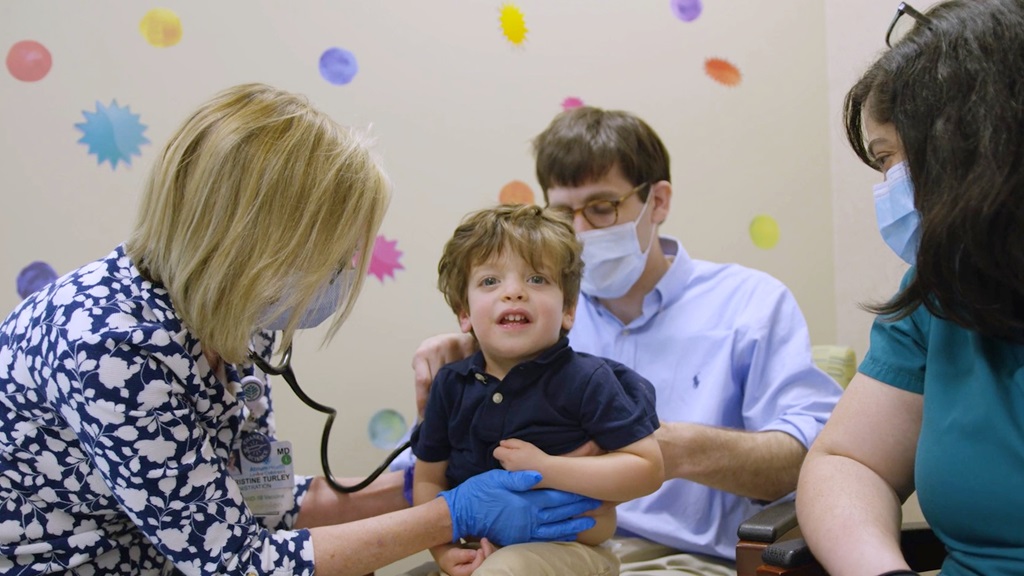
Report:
263,268,356,331
577,193,656,299
873,161,921,266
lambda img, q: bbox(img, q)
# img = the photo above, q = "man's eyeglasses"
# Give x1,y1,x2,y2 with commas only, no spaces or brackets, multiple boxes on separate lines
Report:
551,182,650,229
885,2,932,47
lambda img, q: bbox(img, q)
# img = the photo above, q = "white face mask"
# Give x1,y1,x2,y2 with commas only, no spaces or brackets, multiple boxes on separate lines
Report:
577,192,656,299
263,268,357,331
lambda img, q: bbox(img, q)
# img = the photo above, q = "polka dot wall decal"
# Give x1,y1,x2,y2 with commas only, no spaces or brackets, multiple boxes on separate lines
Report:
368,409,408,449
499,180,535,205
705,58,742,87
562,97,584,110
670,0,703,22
16,261,58,300
139,8,183,48
75,100,150,169
499,3,528,46
6,40,52,82
749,215,780,249
319,47,359,85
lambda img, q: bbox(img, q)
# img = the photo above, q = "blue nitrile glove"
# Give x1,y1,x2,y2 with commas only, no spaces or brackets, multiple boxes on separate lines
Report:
439,469,600,546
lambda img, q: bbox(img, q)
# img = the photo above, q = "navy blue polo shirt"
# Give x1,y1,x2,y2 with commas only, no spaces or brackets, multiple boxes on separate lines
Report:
411,337,660,488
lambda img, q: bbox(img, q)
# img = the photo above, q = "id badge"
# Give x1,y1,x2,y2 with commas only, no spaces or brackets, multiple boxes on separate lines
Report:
231,434,295,517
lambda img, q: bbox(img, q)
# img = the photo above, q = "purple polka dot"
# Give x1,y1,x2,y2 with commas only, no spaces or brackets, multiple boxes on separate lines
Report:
319,47,359,86
17,261,57,299
670,0,703,22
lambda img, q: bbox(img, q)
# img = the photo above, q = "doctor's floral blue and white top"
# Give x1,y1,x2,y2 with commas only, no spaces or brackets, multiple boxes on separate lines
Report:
0,246,315,575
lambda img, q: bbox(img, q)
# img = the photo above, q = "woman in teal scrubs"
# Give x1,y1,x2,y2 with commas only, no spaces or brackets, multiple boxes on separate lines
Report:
797,1,1024,575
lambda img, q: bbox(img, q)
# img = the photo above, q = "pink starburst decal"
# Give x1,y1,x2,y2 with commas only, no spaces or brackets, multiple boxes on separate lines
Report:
368,235,404,282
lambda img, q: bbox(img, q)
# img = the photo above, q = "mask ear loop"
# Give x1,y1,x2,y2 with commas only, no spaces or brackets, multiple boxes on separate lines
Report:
249,346,412,493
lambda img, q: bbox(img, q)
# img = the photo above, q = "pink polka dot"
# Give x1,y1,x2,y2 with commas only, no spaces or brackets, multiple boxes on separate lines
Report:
562,97,584,110
6,40,52,82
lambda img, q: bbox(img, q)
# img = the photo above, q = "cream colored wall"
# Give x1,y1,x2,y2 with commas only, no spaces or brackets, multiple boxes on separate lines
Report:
1,1,834,484
824,0,944,527
0,0,942,571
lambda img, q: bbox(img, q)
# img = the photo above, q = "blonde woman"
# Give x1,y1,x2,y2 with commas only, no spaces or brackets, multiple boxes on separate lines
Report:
0,83,598,576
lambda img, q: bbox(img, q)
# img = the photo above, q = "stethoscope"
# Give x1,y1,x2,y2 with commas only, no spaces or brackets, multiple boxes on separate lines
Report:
247,345,412,493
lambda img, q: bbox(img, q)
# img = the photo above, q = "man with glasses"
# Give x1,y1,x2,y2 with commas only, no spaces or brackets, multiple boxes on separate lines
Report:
410,107,842,575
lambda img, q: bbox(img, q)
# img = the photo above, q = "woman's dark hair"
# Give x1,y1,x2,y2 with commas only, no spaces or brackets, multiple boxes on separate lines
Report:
844,0,1024,342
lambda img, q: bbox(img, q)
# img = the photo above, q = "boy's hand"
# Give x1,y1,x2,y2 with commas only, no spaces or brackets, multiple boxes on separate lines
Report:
436,538,497,576
494,438,548,472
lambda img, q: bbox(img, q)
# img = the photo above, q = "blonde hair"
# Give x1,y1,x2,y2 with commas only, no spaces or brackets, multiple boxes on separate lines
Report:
437,204,582,328
127,83,391,363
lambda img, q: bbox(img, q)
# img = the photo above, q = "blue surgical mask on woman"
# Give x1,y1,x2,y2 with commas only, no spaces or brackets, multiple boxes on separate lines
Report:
578,193,656,299
263,268,356,331
873,161,921,265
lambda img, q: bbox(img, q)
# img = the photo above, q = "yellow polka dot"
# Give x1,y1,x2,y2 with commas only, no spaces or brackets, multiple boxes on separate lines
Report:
140,8,182,48
749,215,780,249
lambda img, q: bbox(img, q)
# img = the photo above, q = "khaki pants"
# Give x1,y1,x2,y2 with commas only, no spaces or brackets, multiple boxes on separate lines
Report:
398,536,735,576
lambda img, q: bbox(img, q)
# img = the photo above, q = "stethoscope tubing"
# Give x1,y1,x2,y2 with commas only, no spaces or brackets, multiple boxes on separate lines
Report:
248,346,411,493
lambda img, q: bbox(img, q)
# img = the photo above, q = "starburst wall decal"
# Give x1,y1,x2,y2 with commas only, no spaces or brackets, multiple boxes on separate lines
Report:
75,100,150,169
368,235,404,282
499,3,528,46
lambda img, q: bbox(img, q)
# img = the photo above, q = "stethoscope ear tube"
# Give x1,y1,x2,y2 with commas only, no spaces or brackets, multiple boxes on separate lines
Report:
248,345,411,493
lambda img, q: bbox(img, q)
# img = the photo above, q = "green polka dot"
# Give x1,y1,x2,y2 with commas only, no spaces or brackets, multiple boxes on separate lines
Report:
750,215,780,249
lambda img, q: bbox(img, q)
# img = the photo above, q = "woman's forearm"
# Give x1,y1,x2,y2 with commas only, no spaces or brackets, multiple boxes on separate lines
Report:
308,497,452,576
797,452,910,576
294,471,408,529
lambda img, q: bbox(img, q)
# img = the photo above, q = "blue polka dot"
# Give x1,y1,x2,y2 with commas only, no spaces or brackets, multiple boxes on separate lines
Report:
319,47,359,85
670,0,702,22
17,261,57,300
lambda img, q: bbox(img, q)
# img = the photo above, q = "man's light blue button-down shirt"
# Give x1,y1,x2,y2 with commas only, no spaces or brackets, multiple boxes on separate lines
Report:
568,236,842,561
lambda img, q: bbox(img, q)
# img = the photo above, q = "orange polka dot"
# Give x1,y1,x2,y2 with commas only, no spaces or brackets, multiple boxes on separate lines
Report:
499,180,535,205
705,58,742,87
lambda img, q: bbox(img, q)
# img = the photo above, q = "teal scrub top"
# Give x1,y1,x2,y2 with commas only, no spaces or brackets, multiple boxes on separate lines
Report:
860,271,1024,575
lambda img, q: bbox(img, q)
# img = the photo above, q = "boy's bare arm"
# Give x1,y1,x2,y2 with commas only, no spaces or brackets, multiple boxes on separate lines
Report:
494,436,664,502
413,461,459,555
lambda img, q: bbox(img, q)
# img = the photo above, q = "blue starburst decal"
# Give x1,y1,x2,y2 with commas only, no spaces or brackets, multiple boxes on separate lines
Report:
75,100,150,169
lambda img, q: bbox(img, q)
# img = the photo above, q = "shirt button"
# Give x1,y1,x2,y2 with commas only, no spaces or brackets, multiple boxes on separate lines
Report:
492,392,504,404
475,373,487,382
622,329,630,335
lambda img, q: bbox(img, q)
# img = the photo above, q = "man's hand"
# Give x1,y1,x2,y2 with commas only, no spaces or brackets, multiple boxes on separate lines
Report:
411,333,477,416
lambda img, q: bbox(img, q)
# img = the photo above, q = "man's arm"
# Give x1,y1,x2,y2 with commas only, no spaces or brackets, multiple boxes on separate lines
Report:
665,277,840,502
656,424,806,502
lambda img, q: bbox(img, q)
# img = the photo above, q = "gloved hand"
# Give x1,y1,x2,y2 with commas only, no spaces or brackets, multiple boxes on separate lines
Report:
439,469,600,546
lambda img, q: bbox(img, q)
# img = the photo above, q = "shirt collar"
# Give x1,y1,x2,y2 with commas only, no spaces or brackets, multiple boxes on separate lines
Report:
581,236,694,328
650,236,692,312
452,337,572,379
